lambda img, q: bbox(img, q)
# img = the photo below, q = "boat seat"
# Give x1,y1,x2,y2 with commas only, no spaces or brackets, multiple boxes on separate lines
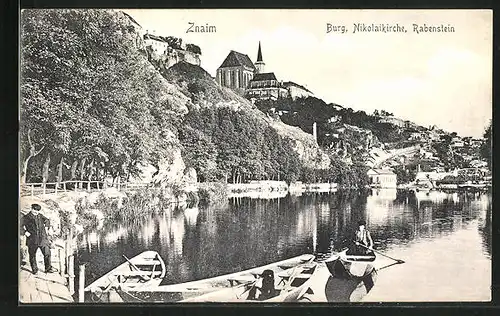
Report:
276,273,314,287
278,262,315,270
114,270,163,277
277,272,314,280
128,259,163,266
276,265,316,277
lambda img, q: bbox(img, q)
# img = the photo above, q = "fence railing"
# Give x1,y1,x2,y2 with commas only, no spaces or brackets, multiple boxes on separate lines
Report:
20,180,151,197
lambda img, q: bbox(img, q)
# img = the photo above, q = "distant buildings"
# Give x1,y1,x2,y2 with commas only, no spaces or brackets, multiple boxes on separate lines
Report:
378,116,407,127
367,168,397,188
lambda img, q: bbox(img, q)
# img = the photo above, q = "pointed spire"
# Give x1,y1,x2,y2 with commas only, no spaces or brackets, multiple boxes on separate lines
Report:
257,41,263,62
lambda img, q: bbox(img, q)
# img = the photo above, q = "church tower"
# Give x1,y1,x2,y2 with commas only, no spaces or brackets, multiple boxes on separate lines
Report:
255,41,265,74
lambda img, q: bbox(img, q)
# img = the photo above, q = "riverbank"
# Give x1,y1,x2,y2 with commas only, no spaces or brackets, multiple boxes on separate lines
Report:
226,181,339,199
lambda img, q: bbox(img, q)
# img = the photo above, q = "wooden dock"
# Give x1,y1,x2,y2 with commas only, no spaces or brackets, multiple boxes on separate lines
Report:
19,246,74,303
19,265,74,303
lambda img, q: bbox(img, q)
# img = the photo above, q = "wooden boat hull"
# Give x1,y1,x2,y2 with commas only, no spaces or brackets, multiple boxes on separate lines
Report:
318,250,377,302
117,254,316,303
84,251,166,303
179,261,318,302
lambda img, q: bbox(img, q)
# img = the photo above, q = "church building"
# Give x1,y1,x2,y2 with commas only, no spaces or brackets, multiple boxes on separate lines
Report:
215,50,256,95
216,42,289,100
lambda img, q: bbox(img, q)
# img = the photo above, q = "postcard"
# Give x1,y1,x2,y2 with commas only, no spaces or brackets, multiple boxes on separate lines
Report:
19,8,492,304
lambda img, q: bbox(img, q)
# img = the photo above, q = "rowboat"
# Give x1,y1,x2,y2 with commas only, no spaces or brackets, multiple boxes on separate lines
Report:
114,254,316,303
179,260,318,302
319,248,378,302
84,251,166,303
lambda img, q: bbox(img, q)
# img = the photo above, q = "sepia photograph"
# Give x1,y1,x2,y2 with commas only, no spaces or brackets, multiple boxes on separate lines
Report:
19,8,492,304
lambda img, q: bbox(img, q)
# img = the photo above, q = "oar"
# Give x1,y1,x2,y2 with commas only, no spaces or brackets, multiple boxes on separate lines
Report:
236,278,259,299
122,255,141,271
354,241,405,264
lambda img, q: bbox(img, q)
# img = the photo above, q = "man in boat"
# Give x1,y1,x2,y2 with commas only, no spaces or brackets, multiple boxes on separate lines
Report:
352,220,374,255
20,204,58,274
247,269,277,300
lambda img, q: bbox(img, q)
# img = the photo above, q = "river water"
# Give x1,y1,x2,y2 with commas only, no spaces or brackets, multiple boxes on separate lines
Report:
74,189,491,302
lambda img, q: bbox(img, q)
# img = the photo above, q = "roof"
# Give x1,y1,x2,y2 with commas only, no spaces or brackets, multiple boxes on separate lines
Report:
368,168,396,175
218,51,255,69
282,81,312,93
144,33,166,42
257,41,263,62
251,72,277,81
122,12,142,28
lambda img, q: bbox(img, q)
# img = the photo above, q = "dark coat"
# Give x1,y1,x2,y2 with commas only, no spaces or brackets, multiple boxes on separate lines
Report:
21,212,50,246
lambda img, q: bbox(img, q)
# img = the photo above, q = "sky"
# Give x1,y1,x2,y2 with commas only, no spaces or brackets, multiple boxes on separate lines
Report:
123,9,492,138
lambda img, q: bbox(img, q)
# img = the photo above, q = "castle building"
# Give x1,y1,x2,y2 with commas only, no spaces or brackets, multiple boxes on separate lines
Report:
143,32,170,55
282,81,314,100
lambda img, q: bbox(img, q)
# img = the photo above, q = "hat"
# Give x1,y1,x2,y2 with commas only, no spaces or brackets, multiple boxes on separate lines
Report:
357,220,366,226
31,204,41,211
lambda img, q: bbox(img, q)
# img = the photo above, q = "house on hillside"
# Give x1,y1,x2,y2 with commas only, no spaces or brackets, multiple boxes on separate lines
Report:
378,116,406,127
367,168,397,188
450,140,465,148
409,132,423,141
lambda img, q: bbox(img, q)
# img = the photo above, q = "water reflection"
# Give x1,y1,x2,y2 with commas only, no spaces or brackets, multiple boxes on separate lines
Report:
75,189,491,289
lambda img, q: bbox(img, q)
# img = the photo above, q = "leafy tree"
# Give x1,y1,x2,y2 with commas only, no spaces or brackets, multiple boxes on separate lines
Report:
21,9,186,184
480,121,492,170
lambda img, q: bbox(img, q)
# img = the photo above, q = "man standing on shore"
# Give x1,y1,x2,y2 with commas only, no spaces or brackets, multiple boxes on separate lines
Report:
20,204,58,274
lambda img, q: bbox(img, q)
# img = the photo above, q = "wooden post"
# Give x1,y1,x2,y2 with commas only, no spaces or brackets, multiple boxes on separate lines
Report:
63,182,67,192
58,248,64,277
87,181,90,192
67,226,74,292
43,183,46,195
68,255,75,294
55,183,58,194
79,264,85,303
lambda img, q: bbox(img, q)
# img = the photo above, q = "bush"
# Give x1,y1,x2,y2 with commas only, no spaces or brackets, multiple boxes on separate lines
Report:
185,191,199,208
186,43,201,55
198,182,227,206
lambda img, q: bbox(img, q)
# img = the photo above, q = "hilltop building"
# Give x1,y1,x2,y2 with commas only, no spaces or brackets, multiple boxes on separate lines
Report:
141,31,201,67
216,50,256,95
246,72,289,100
282,82,314,100
217,42,312,101
143,32,170,54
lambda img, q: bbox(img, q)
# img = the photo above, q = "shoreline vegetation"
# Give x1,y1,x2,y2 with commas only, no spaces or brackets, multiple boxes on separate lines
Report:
21,179,490,233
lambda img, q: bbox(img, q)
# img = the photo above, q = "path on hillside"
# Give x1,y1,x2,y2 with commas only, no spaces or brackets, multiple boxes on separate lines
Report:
372,145,420,168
